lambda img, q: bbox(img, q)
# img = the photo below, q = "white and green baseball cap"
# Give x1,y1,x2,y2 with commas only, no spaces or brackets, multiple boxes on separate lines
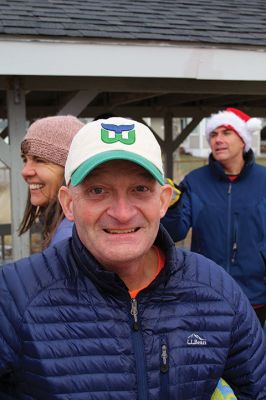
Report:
65,117,165,186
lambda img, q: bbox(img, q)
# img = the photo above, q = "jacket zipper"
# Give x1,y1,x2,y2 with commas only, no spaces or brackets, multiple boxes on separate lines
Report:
130,298,148,399
227,183,232,272
160,337,169,400
131,298,140,331
231,241,237,263
231,209,238,264
228,184,238,265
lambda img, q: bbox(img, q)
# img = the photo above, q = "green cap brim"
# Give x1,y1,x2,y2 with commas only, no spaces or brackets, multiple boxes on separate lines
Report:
71,150,164,186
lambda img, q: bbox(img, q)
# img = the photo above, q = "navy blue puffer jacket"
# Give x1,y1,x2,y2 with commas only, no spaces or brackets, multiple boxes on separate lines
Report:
0,226,265,399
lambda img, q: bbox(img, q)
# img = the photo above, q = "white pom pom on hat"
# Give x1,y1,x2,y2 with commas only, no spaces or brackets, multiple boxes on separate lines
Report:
205,107,262,152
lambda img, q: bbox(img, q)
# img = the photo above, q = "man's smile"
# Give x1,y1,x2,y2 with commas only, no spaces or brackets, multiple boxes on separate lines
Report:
104,228,140,234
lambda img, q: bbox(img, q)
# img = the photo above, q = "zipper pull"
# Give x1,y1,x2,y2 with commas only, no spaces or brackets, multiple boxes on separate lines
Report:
131,298,140,331
228,183,232,194
231,241,237,263
160,343,168,373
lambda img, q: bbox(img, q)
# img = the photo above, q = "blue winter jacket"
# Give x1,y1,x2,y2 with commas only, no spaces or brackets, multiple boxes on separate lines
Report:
0,225,265,399
162,150,266,305
49,217,74,246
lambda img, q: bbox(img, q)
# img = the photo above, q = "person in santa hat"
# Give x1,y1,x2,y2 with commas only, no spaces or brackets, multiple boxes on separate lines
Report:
162,107,266,327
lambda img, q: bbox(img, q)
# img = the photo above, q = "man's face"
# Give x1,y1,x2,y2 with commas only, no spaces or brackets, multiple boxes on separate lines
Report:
59,160,172,271
209,126,245,164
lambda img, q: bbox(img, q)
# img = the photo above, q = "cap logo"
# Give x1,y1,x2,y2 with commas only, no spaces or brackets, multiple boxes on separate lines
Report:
101,123,136,145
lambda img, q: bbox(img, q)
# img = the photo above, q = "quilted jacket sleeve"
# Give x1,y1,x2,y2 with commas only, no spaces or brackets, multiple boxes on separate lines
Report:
161,178,192,242
0,264,23,376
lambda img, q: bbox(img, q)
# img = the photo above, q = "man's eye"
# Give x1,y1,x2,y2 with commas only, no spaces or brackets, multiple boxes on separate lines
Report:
135,185,148,192
91,187,104,195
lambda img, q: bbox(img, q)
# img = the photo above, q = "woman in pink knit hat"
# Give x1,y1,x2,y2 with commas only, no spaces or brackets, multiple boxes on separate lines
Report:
19,115,84,249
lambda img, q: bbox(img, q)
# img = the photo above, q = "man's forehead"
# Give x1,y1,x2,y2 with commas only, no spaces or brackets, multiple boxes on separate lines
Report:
82,159,155,181
212,125,237,134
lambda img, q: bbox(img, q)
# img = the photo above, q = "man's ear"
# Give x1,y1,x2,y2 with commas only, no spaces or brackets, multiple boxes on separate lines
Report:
159,184,173,218
58,186,74,221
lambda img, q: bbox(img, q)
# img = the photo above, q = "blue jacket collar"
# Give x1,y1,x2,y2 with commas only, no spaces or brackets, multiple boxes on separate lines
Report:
209,149,255,181
70,224,179,297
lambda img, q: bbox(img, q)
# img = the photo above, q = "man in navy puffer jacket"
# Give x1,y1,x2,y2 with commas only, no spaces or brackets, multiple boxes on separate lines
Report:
0,117,266,399
161,108,266,328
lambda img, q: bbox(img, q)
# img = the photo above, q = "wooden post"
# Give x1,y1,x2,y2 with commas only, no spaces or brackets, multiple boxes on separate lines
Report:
7,78,30,260
163,114,174,179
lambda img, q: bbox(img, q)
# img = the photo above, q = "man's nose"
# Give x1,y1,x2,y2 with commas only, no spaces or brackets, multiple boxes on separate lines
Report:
107,195,137,222
214,133,224,143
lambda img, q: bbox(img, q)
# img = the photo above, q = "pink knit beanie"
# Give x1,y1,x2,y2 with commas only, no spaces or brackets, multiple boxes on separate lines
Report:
21,115,85,166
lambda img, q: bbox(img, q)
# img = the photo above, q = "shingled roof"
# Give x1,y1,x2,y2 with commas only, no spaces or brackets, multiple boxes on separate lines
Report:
0,0,265,47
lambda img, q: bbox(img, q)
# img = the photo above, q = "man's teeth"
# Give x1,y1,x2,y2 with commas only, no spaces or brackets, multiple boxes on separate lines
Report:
29,184,44,190
107,228,136,234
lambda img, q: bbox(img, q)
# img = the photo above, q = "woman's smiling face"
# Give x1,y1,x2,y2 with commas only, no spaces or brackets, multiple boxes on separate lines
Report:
21,154,64,207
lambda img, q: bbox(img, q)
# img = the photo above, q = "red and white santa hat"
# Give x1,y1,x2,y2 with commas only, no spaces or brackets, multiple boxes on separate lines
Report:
205,107,262,152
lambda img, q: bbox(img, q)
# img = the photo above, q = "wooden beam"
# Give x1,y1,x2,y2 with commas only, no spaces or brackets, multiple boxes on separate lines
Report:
57,89,99,116
3,76,266,96
173,116,204,149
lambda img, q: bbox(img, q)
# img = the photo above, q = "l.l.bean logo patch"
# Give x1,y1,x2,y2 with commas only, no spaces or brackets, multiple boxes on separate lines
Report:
101,123,136,145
